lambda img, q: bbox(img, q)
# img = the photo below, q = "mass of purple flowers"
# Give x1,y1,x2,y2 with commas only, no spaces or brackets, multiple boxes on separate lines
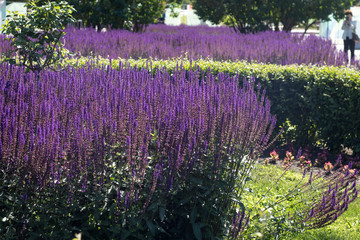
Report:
61,24,347,66
0,61,274,215
1,22,358,238
0,34,12,57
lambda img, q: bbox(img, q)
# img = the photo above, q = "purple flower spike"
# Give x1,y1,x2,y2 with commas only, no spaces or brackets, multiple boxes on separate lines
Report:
328,185,332,194
22,193,28,203
125,192,130,209
309,209,315,218
351,180,357,189
303,168,307,179
336,154,342,165
309,171,313,184
296,147,302,160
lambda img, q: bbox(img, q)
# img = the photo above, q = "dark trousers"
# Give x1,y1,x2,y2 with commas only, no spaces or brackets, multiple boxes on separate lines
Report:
344,37,355,60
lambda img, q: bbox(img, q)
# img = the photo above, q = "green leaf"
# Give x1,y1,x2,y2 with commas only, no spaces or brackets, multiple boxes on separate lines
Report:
145,218,156,236
192,222,203,240
159,206,165,222
190,207,197,224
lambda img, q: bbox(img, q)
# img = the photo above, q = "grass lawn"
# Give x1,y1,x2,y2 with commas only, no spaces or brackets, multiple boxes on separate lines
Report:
288,198,360,240
242,164,360,240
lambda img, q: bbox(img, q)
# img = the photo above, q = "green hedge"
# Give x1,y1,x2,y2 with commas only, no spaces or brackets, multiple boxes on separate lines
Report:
63,57,360,154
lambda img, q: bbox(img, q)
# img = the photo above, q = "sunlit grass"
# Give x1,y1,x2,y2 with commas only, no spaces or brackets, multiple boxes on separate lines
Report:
288,198,360,240
242,164,360,240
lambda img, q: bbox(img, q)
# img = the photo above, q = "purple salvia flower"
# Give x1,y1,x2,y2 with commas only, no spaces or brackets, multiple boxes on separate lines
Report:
321,196,326,210
336,154,342,165
327,184,332,194
309,209,315,218
22,193,28,203
125,192,130,209
309,171,313,184
296,147,302,160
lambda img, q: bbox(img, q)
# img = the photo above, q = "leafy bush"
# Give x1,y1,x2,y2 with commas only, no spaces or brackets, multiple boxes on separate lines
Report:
1,62,358,239
1,1,75,73
62,57,360,155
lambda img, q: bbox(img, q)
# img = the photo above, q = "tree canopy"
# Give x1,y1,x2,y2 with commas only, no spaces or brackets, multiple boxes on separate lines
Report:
193,0,354,33
33,0,184,32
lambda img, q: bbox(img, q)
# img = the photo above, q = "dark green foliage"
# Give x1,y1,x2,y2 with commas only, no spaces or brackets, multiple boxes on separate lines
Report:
1,1,75,73
57,0,170,32
193,0,354,32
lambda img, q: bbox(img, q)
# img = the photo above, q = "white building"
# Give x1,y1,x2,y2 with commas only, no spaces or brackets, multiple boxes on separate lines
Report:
164,4,217,26
0,0,5,27
0,1,27,28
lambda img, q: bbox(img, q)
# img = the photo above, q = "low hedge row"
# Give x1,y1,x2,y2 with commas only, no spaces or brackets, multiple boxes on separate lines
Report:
64,57,360,154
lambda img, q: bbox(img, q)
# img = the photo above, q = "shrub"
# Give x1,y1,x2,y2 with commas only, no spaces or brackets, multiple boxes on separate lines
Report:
62,57,360,155
1,1,75,73
0,63,276,239
1,62,358,239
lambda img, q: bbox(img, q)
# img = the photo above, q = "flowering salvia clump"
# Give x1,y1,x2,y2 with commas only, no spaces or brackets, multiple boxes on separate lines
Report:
1,61,358,238
0,62,276,238
302,162,358,229
62,25,347,66
0,34,13,57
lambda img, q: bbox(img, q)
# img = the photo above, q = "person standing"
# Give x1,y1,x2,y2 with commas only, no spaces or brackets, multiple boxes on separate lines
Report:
342,9,356,62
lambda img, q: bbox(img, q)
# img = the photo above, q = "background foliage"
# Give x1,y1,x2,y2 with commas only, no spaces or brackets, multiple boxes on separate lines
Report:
1,1,75,73
34,0,183,32
193,0,354,33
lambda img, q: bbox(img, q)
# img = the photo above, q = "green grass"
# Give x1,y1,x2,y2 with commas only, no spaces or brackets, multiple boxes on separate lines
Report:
242,164,360,240
288,199,360,240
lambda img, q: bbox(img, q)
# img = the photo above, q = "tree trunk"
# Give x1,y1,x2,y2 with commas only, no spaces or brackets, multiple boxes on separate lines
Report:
282,16,295,32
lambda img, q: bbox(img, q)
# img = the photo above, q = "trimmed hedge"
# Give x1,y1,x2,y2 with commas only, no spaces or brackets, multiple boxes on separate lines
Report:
63,57,360,154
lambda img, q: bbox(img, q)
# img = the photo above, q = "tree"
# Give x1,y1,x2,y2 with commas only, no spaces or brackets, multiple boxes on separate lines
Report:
298,0,355,33
1,1,75,73
193,0,354,33
271,0,354,32
127,0,165,32
193,0,271,33
61,0,184,32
